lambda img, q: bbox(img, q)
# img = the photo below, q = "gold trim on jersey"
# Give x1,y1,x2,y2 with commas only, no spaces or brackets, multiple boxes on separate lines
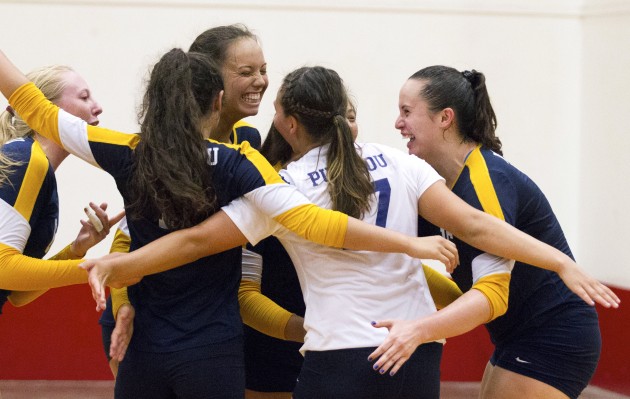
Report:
14,140,48,222
86,126,140,149
466,146,505,221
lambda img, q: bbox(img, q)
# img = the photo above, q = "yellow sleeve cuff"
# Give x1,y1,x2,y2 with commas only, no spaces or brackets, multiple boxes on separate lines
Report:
422,263,463,309
238,279,293,340
471,273,511,322
111,287,130,320
47,243,78,260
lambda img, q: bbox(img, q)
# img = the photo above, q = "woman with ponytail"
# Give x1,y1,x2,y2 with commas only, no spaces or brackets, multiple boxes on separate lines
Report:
370,66,612,399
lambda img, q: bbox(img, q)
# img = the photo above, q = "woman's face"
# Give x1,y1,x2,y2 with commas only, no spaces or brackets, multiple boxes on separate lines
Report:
56,70,102,126
394,79,442,161
220,37,268,120
346,103,358,141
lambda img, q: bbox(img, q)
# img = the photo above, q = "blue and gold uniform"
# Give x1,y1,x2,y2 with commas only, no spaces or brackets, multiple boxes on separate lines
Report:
418,146,601,399
231,120,261,150
0,136,85,313
10,82,350,397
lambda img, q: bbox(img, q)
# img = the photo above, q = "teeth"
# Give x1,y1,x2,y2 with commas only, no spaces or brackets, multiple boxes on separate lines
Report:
243,93,261,103
401,133,415,141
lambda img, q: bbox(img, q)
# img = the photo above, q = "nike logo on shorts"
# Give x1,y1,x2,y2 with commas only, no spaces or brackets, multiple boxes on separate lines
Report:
515,357,531,364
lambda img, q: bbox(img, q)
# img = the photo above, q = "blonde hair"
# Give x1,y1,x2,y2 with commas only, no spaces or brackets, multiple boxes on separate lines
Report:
0,65,74,185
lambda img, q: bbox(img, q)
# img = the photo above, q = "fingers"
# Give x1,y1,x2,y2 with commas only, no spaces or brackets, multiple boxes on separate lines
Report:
586,282,620,309
88,202,125,235
84,267,107,311
84,206,104,233
110,210,126,226
438,238,458,273
368,338,409,377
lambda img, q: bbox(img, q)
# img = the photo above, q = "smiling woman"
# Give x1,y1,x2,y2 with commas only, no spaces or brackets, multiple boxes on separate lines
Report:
189,23,268,146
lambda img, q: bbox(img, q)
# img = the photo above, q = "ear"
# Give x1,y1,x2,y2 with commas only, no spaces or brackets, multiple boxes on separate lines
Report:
213,90,224,113
287,115,299,136
439,107,455,129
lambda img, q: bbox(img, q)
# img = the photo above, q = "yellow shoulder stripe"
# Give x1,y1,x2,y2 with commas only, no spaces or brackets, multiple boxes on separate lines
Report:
14,140,48,222
465,146,505,221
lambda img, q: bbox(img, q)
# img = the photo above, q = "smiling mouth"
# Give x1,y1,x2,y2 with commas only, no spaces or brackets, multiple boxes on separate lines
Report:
401,133,415,142
242,93,261,104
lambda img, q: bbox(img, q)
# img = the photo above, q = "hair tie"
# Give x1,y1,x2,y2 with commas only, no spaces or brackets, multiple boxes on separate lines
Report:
5,105,15,117
462,70,473,79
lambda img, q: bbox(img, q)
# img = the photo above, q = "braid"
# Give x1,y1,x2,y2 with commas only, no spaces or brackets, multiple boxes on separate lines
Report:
279,66,373,219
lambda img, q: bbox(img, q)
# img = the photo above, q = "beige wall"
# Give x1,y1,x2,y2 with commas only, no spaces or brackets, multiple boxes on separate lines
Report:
1,0,627,286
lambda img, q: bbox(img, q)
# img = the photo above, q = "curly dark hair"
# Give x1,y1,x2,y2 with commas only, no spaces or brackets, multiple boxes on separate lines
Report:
128,49,224,230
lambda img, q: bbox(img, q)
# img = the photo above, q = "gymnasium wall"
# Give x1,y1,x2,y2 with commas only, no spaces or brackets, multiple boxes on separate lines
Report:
0,0,628,395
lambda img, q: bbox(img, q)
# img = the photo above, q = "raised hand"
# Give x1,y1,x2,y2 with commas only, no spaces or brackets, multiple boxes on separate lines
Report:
70,202,125,257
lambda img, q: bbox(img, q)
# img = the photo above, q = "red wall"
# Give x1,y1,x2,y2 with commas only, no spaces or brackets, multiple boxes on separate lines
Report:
0,285,112,380
0,285,628,396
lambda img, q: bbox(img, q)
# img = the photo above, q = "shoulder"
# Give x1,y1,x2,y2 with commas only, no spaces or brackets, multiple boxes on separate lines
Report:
232,120,261,149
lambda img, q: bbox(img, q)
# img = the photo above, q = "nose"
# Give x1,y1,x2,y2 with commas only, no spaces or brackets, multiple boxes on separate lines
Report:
253,72,268,89
92,101,103,117
394,115,403,130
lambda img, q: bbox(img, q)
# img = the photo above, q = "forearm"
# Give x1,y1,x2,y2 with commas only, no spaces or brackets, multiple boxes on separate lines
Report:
342,217,412,254
0,243,85,290
239,280,294,340
456,213,570,274
413,289,491,343
421,183,571,274
0,50,28,99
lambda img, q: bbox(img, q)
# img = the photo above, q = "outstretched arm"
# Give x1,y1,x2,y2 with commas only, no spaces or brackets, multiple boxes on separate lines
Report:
418,181,620,308
81,201,459,310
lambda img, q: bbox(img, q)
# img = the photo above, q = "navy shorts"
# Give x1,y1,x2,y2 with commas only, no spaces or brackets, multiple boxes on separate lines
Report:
490,306,601,399
293,342,442,399
115,336,245,399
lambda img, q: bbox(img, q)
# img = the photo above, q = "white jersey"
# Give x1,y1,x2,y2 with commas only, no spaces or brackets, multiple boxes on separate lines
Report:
224,142,444,352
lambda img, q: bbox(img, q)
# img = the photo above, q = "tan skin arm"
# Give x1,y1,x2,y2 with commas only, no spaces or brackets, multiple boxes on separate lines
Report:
369,289,490,376
418,180,619,308
81,210,458,310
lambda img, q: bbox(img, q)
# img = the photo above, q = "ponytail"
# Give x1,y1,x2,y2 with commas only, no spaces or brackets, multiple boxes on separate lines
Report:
410,66,502,154
279,67,372,219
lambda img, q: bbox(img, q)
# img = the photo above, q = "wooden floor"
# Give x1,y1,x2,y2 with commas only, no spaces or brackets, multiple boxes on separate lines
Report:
0,380,627,399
